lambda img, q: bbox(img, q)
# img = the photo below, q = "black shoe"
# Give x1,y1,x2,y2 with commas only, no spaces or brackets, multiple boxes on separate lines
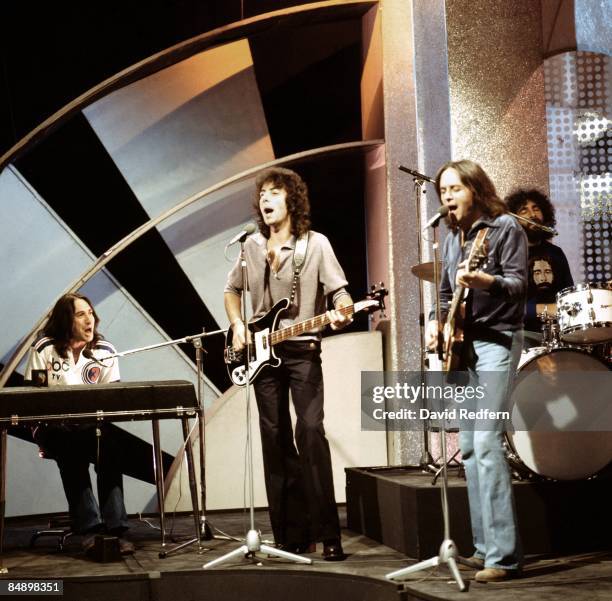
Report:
274,541,316,554
322,539,345,561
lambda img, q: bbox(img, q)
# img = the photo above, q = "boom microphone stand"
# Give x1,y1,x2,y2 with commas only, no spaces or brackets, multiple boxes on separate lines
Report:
203,234,310,569
105,329,229,556
385,200,468,592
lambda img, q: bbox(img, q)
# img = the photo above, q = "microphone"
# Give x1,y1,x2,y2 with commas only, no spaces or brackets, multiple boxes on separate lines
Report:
510,212,557,235
399,165,436,183
227,223,257,246
422,205,450,230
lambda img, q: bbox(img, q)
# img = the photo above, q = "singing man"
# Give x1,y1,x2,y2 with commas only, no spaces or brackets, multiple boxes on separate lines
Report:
426,160,527,582
224,167,352,561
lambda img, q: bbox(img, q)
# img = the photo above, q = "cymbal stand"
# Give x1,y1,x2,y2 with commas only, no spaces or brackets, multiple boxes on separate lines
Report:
385,209,469,592
203,237,310,569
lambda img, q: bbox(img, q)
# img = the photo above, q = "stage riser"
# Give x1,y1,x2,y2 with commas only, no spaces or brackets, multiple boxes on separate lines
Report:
59,570,403,601
345,467,612,559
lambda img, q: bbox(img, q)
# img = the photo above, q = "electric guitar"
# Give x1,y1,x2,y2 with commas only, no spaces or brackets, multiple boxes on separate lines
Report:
442,228,489,372
224,285,387,386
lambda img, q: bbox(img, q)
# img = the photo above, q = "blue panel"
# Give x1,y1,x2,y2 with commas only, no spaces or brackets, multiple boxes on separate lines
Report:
1,165,218,516
0,167,93,363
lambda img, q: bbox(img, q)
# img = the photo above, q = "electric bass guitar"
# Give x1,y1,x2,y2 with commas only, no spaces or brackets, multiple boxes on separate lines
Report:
224,285,387,386
442,228,489,372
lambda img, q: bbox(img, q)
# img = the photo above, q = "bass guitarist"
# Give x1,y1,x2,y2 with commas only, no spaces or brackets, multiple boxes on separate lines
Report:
425,160,528,582
224,167,352,561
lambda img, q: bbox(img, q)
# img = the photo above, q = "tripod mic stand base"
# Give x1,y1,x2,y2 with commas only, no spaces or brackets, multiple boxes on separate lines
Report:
385,539,467,592
158,540,210,559
158,518,231,559
203,529,312,569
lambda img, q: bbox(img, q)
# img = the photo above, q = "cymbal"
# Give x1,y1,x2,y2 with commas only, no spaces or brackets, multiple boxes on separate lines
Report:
410,261,443,282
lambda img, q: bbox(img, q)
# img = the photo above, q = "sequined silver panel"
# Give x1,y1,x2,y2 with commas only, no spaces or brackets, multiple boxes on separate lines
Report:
544,51,611,283
445,0,549,197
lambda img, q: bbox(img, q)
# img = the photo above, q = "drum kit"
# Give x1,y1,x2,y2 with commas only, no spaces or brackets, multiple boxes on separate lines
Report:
507,281,612,481
413,262,612,482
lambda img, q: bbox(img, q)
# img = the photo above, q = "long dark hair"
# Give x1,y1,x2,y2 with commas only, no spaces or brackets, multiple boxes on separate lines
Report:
253,167,311,238
505,188,556,241
42,293,101,358
435,160,507,226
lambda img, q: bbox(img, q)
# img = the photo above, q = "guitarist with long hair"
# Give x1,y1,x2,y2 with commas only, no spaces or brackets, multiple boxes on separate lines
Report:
224,167,352,561
425,160,528,582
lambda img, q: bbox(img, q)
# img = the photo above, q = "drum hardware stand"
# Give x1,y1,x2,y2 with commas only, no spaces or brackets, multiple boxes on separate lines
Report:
386,193,469,592
106,329,231,557
203,235,311,569
538,309,560,350
431,447,463,485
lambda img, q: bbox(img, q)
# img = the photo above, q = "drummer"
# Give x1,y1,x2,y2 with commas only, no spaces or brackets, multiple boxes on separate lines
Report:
505,189,574,344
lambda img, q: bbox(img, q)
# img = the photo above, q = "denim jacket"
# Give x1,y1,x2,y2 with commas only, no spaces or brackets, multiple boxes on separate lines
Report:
430,213,528,332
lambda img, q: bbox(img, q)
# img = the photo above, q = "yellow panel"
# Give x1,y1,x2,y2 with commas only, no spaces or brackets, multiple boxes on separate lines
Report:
361,4,384,139
87,39,262,155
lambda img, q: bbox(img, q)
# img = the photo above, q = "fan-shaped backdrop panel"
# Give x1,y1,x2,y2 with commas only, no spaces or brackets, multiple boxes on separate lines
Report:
83,39,275,325
0,165,217,516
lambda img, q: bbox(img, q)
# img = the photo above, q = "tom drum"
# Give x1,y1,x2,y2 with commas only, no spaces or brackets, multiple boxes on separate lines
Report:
557,282,612,344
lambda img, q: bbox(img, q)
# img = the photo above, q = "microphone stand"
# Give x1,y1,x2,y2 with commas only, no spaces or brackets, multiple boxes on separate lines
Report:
509,212,557,235
203,237,310,569
399,165,435,471
385,212,468,592
103,329,230,557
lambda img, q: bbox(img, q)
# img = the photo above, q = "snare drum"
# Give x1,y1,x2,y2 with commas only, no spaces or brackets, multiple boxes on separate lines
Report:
506,346,612,480
557,282,612,344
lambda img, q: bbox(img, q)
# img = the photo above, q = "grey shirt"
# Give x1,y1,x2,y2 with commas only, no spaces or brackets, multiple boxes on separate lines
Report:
225,230,349,335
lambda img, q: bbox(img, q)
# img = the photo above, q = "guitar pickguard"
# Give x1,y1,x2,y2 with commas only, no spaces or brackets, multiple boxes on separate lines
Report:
230,328,274,386
225,298,289,387
224,286,387,386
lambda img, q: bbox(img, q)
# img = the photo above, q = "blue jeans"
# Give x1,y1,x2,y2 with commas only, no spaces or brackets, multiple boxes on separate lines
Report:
35,424,129,534
459,330,523,570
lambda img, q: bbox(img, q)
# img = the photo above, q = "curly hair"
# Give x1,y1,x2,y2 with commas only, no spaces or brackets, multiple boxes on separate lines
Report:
435,160,507,227
42,293,102,358
253,167,311,238
505,189,556,240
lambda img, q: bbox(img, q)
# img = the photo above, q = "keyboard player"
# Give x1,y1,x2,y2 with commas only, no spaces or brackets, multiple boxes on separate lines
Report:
24,293,134,555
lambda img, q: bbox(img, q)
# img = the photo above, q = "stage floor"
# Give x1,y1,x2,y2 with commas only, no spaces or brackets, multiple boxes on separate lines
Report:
2,506,611,600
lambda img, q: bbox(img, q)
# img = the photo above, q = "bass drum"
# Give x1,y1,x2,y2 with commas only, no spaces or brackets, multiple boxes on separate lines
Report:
506,346,612,480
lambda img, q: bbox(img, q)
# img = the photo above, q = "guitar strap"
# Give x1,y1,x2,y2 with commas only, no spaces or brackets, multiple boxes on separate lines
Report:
463,226,490,317
264,231,310,308
289,231,309,306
